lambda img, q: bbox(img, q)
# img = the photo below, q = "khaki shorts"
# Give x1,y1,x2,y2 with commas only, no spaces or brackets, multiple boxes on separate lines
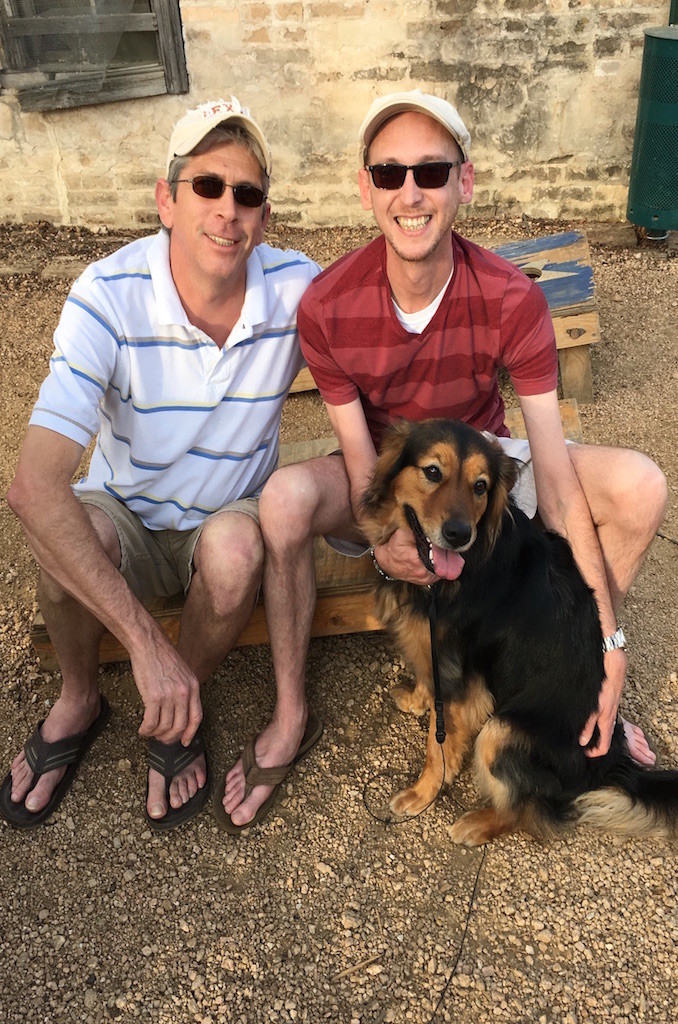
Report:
77,490,260,604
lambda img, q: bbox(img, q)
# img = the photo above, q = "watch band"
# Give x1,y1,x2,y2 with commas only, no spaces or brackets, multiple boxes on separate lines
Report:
602,626,626,653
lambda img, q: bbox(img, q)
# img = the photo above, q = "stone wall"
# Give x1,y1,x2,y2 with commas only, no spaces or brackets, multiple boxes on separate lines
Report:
0,1,669,228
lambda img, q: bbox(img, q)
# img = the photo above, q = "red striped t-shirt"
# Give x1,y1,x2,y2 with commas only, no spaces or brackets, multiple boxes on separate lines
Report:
298,232,558,448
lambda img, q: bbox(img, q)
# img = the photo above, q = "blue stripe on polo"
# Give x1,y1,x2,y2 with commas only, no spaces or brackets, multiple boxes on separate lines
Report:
93,271,153,283
66,295,120,344
104,482,215,517
264,258,311,276
187,442,270,462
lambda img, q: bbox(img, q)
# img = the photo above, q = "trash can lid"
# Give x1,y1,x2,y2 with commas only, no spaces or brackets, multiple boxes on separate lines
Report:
643,26,678,40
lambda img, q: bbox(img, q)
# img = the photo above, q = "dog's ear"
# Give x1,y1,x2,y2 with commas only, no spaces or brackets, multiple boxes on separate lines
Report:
480,439,518,554
359,420,413,539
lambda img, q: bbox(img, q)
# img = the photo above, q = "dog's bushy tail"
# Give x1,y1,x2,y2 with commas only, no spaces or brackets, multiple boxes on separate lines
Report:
574,763,678,839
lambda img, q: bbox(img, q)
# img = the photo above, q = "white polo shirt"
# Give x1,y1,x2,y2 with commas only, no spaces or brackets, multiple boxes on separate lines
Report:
30,231,320,530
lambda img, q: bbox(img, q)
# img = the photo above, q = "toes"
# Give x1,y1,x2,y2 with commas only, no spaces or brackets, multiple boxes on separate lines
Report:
146,768,169,820
166,755,208,811
10,757,33,803
24,769,63,813
229,788,270,828
622,720,657,767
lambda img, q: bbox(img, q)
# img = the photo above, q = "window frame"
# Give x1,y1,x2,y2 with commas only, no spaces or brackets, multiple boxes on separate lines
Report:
0,1,188,111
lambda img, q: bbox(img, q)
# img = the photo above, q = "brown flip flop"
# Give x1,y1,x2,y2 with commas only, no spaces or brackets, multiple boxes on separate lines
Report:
0,696,111,830
212,712,323,834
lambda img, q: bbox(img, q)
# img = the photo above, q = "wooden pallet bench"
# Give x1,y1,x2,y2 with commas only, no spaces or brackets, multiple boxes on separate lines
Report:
30,400,583,670
290,230,600,405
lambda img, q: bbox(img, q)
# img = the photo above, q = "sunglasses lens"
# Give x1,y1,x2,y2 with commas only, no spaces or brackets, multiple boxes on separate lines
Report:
370,164,407,189
232,184,266,208
188,177,265,207
413,163,452,188
191,175,226,199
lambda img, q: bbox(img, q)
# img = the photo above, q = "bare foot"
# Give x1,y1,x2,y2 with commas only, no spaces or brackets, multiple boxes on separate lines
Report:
620,717,656,768
9,690,102,813
220,712,307,828
146,754,208,822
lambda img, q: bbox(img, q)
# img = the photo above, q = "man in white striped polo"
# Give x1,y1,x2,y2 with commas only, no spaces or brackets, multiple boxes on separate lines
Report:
2,98,321,832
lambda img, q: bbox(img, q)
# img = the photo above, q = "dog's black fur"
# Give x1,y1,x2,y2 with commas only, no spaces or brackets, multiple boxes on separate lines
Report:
360,418,678,844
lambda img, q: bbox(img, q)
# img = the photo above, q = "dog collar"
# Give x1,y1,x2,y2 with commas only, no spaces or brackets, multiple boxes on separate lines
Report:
602,626,626,653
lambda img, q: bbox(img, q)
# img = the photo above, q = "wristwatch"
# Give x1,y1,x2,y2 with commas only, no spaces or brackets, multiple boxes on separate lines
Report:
602,626,626,653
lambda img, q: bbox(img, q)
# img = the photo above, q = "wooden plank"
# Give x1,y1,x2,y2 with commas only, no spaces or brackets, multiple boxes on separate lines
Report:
552,311,601,350
29,400,582,668
5,15,158,37
289,366,318,394
493,230,596,317
151,0,188,95
558,347,594,406
504,397,583,443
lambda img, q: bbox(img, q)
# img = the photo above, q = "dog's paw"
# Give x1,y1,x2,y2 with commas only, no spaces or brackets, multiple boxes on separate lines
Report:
391,683,430,716
449,808,506,847
389,784,433,818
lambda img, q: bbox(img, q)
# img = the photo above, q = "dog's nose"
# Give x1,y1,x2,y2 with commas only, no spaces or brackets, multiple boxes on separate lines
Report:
442,518,472,548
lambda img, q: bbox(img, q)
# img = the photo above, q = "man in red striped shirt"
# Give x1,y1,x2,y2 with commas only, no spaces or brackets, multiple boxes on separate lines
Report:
221,91,666,830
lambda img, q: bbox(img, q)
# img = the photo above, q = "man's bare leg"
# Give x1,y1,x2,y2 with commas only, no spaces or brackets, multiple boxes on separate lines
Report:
570,443,668,765
146,511,264,821
8,507,118,813
221,456,358,827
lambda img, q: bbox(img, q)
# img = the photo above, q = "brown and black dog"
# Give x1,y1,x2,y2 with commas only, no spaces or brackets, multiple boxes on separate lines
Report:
360,418,678,846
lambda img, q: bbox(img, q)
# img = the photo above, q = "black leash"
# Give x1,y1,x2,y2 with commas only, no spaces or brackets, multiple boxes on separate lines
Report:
428,583,447,746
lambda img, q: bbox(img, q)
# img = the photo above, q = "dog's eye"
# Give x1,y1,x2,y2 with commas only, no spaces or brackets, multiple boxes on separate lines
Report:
474,479,488,496
422,464,442,483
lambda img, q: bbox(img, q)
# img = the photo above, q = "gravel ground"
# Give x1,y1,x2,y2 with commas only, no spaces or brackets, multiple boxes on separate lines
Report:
0,218,676,1024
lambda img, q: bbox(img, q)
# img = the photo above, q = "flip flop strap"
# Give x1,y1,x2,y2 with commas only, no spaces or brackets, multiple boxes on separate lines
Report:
147,727,205,780
241,736,292,798
24,721,88,776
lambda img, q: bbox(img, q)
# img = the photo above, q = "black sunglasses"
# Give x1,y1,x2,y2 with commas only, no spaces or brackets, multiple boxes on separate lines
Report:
366,161,461,190
175,174,267,208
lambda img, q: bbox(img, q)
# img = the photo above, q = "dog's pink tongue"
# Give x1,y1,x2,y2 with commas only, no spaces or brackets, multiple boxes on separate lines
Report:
432,546,465,580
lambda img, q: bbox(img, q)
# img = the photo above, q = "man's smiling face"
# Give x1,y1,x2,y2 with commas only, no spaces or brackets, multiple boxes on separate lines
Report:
156,141,269,296
358,111,474,267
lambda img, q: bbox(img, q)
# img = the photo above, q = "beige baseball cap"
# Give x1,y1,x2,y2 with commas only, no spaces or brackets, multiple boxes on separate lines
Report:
165,96,272,176
359,89,471,162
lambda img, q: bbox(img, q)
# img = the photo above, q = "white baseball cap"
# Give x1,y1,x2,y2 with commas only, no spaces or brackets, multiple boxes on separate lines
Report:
165,96,272,176
359,89,471,162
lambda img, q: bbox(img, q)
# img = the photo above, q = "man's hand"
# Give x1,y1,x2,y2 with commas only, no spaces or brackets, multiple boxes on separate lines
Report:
373,528,437,586
130,631,202,748
579,649,627,758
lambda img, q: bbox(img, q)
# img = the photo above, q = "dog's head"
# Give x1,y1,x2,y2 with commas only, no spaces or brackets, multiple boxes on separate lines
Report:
360,418,518,577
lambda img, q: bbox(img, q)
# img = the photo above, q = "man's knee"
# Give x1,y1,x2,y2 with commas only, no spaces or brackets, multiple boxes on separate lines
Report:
607,451,667,530
572,445,667,533
259,463,325,542
192,515,263,615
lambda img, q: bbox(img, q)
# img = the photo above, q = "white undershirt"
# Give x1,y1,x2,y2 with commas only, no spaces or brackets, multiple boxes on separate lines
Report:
392,268,454,334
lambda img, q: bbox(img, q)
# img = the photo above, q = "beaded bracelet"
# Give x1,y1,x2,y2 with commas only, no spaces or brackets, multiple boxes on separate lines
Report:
369,547,397,582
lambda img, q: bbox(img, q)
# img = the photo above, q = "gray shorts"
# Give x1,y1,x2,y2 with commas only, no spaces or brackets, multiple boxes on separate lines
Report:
77,490,260,603
325,435,553,558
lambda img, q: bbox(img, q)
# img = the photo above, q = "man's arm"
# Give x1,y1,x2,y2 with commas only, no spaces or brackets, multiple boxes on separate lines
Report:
518,391,626,757
326,400,435,585
7,425,202,746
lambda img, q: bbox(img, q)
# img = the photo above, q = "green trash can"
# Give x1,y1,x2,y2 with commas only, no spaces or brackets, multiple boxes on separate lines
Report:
626,27,678,233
